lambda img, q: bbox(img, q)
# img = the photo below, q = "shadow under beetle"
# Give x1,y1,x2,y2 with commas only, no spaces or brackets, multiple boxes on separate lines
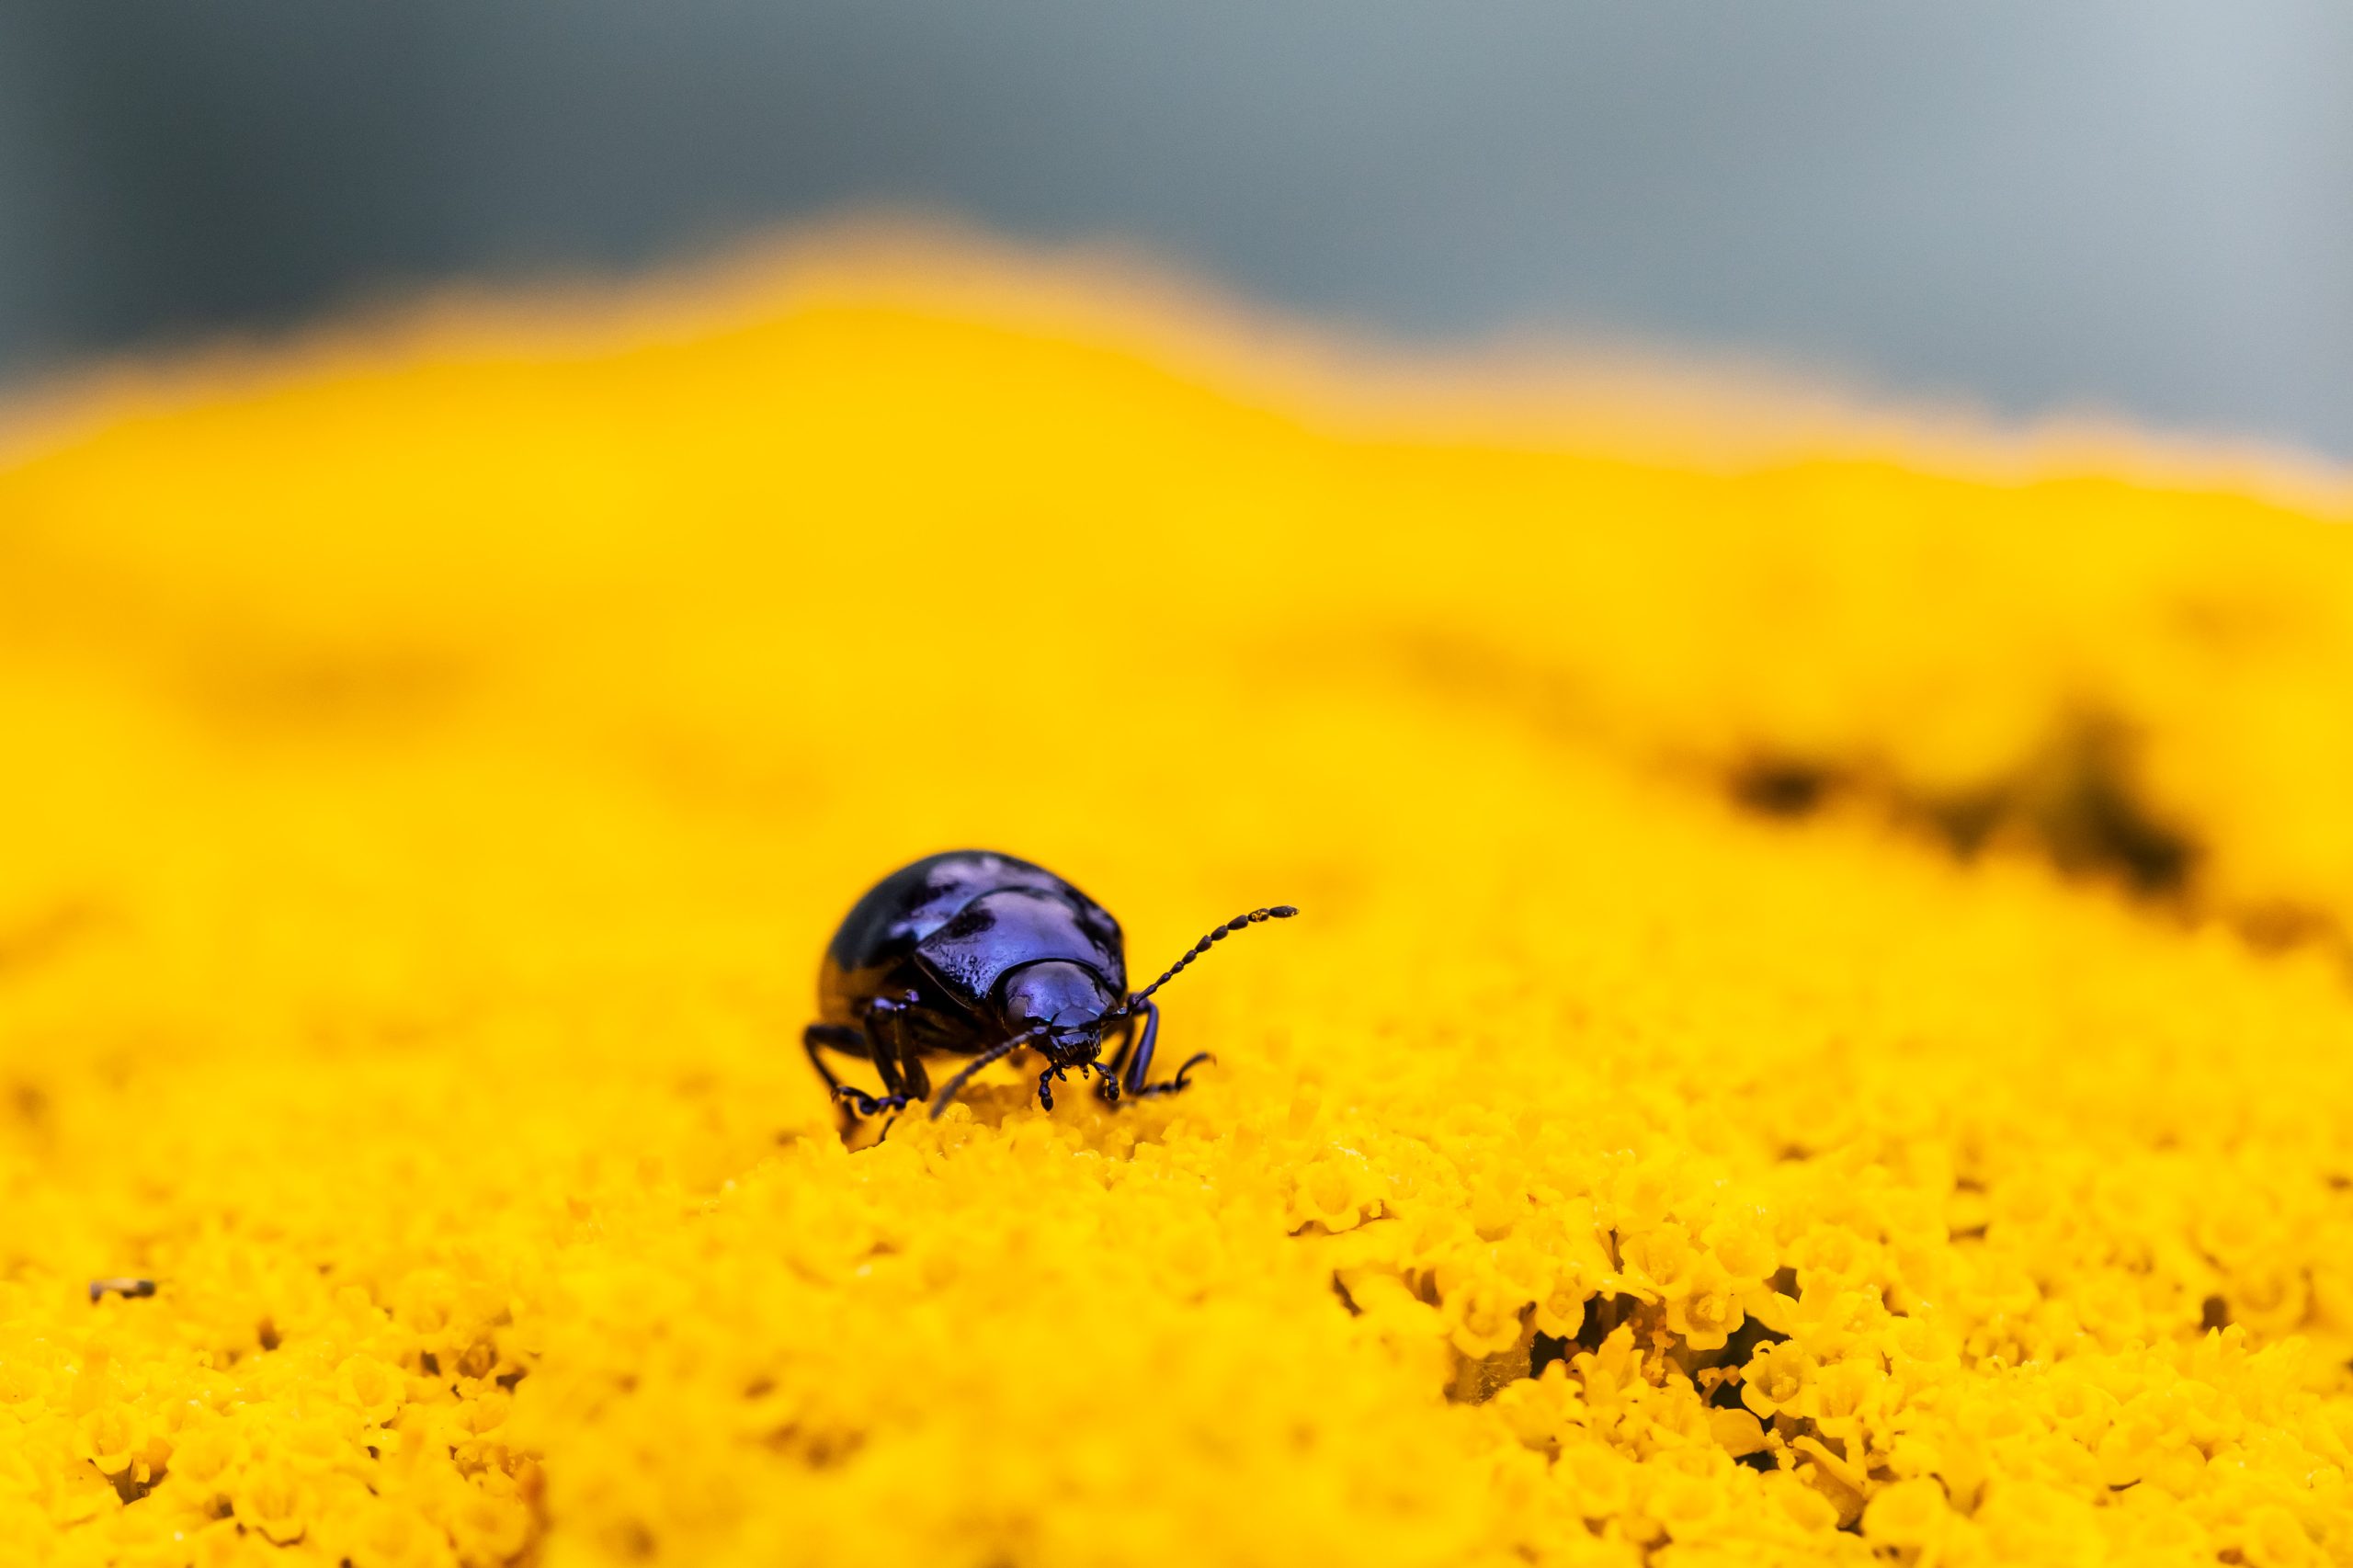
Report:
804,850,1296,1125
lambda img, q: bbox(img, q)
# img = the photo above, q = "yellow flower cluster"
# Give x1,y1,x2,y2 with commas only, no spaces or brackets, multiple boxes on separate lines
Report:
3,235,2351,1567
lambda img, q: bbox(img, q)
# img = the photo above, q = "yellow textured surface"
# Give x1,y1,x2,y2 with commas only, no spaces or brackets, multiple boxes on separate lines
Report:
4,246,2353,1568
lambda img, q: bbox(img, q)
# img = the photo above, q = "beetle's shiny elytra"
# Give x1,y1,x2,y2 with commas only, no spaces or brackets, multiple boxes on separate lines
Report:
804,850,1296,1124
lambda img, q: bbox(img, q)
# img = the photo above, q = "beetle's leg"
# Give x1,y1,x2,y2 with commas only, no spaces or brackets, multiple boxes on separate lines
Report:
845,994,938,1119
803,1023,870,1097
1095,1011,1141,1103
1119,999,1163,1097
860,995,919,1101
805,1023,904,1131
1114,999,1214,1102
866,993,936,1106
1132,1053,1214,1098
812,1001,923,1124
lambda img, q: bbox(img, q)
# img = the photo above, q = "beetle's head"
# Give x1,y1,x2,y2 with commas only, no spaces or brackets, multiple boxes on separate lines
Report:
1001,960,1116,1068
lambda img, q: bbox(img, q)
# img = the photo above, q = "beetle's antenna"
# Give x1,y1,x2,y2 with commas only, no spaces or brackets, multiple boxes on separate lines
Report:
928,1025,1048,1119
1110,905,1299,1017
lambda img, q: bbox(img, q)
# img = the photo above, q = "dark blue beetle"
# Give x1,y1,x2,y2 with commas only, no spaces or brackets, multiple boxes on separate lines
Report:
804,850,1295,1122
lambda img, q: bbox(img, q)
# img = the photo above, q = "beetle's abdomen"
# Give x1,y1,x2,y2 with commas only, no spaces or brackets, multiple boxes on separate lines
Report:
914,888,1125,1003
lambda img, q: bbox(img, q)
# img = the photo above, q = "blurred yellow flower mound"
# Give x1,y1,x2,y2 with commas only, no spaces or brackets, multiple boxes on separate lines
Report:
5,235,2353,1568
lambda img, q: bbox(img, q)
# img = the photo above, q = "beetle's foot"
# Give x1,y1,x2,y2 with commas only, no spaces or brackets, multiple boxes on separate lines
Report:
1037,1062,1074,1111
1094,1073,1122,1105
1132,1052,1215,1099
835,1086,912,1118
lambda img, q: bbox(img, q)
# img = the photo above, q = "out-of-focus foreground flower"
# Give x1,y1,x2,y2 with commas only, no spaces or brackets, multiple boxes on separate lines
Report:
3,239,2352,1568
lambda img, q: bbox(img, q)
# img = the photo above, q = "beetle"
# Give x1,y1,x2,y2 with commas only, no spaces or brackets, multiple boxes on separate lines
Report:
803,850,1295,1123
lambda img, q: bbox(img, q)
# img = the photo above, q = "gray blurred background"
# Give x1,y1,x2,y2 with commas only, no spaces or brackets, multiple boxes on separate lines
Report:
1,0,2347,456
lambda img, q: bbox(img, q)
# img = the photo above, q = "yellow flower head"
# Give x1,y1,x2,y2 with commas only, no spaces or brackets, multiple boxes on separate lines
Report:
4,237,2353,1566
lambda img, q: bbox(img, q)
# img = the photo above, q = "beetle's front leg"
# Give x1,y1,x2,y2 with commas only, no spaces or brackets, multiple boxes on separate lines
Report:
1037,1062,1076,1110
1099,999,1212,1103
1093,1012,1137,1104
